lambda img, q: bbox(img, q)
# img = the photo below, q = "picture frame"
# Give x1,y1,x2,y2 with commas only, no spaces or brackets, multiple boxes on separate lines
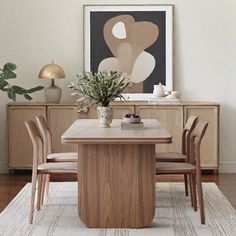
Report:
83,4,173,100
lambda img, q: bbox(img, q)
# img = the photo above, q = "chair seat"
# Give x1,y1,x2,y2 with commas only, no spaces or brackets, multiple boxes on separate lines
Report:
38,162,77,174
47,152,78,162
156,162,195,174
155,152,186,162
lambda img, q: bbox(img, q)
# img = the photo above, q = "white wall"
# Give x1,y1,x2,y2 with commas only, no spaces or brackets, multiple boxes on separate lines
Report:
0,0,236,173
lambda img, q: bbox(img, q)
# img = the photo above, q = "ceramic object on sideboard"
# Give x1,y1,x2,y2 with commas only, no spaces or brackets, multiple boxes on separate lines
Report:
153,82,165,97
165,94,177,99
171,91,181,99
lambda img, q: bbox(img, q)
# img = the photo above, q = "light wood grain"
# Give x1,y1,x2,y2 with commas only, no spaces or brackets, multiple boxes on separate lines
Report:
47,105,135,152
156,120,209,224
62,119,171,228
25,120,77,224
7,102,219,170
184,106,219,169
136,105,183,152
78,144,155,228
8,106,46,168
112,104,135,118
7,101,220,106
47,106,79,153
61,119,172,144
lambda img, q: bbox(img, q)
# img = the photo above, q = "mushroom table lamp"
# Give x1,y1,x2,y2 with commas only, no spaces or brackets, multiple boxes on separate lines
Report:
39,62,65,103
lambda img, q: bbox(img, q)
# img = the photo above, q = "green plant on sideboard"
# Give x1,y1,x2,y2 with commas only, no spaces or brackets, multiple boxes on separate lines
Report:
0,62,44,101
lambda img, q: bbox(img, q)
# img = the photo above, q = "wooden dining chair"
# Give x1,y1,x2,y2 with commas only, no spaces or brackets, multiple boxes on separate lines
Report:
35,115,77,197
155,115,198,196
156,120,208,224
25,120,77,224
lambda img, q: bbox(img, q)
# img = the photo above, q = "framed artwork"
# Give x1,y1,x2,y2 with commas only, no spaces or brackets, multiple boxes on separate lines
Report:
83,5,173,96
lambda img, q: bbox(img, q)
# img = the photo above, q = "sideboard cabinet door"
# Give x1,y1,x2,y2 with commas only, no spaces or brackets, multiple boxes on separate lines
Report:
7,102,219,171
47,106,79,153
8,105,46,168
136,105,183,152
184,106,219,169
47,104,135,153
111,105,135,118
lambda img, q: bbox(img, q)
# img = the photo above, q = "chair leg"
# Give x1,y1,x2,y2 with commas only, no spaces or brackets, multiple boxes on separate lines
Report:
37,174,42,211
29,171,37,224
184,174,189,196
196,173,205,224
191,173,197,211
45,174,50,197
40,174,46,206
189,174,194,207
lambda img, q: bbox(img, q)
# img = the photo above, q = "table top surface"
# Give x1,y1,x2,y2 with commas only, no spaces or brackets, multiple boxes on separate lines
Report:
61,119,172,144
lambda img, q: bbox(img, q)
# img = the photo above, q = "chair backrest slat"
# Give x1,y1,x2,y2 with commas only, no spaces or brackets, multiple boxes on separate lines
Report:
35,116,52,161
189,120,208,166
182,115,198,157
25,120,44,166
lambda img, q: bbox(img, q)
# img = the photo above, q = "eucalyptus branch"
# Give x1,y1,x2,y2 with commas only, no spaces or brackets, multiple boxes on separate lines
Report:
68,71,132,112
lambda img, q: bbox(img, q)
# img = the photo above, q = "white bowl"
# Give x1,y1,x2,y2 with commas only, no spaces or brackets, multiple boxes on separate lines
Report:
171,91,181,98
122,117,141,123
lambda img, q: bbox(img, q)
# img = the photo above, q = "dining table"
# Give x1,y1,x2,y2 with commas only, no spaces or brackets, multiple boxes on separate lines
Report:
61,119,172,228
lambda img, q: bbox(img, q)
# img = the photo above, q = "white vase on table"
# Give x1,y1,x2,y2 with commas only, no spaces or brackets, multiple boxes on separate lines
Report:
97,106,113,128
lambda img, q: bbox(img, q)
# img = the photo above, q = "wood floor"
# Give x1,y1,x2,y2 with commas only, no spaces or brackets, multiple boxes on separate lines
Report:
0,173,236,213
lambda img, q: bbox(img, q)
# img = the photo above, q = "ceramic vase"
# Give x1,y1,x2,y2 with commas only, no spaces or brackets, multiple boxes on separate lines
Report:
153,82,165,97
97,106,113,128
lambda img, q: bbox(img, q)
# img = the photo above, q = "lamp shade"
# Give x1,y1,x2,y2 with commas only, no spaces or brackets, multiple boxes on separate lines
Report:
38,63,65,79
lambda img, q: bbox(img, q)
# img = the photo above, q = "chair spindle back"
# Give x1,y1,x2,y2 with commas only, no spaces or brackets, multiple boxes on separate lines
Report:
25,120,44,166
35,116,52,162
189,120,208,167
182,115,198,158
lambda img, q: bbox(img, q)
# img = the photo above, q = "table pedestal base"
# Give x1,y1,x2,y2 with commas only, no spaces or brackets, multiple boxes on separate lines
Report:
78,144,155,228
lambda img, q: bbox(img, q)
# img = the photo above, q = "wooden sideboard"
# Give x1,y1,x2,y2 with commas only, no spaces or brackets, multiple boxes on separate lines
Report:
7,101,219,170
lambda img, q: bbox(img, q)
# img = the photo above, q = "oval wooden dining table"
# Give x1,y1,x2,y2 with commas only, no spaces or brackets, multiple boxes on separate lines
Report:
61,119,172,228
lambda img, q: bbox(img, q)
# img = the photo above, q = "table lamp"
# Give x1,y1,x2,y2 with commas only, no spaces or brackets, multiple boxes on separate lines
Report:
39,62,65,103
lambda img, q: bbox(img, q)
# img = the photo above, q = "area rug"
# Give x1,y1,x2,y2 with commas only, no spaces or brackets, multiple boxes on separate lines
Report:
0,182,235,236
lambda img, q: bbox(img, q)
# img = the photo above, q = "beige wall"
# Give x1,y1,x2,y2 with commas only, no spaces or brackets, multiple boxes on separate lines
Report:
0,0,236,172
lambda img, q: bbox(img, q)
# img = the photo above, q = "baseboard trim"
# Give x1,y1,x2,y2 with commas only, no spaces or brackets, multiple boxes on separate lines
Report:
219,162,236,173
0,162,9,174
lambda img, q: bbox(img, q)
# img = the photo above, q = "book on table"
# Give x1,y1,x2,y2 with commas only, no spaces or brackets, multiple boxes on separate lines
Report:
120,122,144,130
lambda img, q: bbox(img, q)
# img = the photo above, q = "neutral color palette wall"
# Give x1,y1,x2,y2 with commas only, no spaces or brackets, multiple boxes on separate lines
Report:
0,0,236,173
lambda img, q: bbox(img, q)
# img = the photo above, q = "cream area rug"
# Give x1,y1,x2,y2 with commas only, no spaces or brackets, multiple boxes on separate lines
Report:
0,182,235,236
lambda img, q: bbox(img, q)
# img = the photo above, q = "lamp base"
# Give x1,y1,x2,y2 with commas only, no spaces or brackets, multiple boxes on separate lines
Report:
45,79,62,103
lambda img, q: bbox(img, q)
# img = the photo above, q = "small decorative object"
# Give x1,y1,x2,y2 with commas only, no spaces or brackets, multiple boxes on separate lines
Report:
165,93,177,99
68,71,131,127
171,91,181,98
121,114,143,130
153,82,165,97
165,91,181,99
0,62,44,101
39,61,65,103
122,113,141,123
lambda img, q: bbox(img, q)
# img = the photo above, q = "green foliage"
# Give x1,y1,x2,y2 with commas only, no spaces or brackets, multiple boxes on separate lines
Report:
0,62,44,101
68,71,132,112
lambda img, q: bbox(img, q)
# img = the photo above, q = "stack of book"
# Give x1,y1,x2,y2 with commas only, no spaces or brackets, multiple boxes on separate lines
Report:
120,121,144,130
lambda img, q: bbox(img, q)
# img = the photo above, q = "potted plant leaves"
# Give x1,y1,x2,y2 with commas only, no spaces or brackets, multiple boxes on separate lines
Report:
0,62,44,101
68,71,132,127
